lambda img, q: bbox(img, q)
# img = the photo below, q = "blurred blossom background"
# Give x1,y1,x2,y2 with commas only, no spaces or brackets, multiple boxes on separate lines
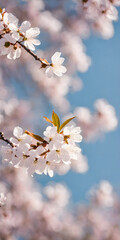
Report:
1,0,120,239
0,0,120,220
52,24,120,203
34,7,120,203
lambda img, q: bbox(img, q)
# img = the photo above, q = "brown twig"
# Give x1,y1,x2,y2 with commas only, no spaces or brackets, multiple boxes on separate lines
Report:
18,41,50,68
0,132,14,147
18,41,42,62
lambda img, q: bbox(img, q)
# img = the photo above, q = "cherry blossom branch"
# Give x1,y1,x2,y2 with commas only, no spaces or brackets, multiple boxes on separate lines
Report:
0,132,14,147
0,33,50,68
0,10,67,76
1,112,86,177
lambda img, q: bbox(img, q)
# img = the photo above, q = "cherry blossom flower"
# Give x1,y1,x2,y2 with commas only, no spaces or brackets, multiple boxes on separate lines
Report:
43,126,58,141
10,126,32,145
25,150,46,176
23,25,40,51
46,52,67,77
64,144,81,160
0,34,21,59
47,147,71,165
3,12,18,28
43,161,56,177
8,21,31,41
63,125,82,144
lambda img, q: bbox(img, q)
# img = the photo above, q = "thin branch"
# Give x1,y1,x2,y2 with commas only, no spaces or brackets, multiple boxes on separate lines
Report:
0,33,6,39
17,41,50,68
18,41,42,62
0,132,14,147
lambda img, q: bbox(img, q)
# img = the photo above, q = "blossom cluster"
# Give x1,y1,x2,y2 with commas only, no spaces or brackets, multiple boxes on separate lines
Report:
0,167,120,240
90,180,115,207
75,0,120,39
0,8,67,77
1,112,85,177
0,8,40,59
74,99,118,141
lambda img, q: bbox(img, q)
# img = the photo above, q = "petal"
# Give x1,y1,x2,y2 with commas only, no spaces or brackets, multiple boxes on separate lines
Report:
13,126,23,138
3,12,8,24
9,23,18,31
46,67,53,78
10,137,18,145
27,166,35,176
24,41,35,51
26,27,40,38
47,150,56,161
20,21,31,33
3,13,18,26
0,38,5,47
48,169,54,177
53,66,67,77
4,34,16,44
63,127,70,135
51,52,61,64
59,66,67,73
30,39,41,45
74,135,82,142
7,50,14,60
58,57,65,65
37,160,46,172
12,32,20,41
14,48,21,59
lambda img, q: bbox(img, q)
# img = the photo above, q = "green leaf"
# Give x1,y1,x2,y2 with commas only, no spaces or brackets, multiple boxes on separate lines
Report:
52,111,60,132
59,117,75,132
25,130,45,142
43,116,54,125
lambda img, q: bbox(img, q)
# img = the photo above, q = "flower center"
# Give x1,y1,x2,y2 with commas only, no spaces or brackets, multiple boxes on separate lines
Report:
56,149,60,154
4,41,10,48
34,158,38,164
64,135,70,144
